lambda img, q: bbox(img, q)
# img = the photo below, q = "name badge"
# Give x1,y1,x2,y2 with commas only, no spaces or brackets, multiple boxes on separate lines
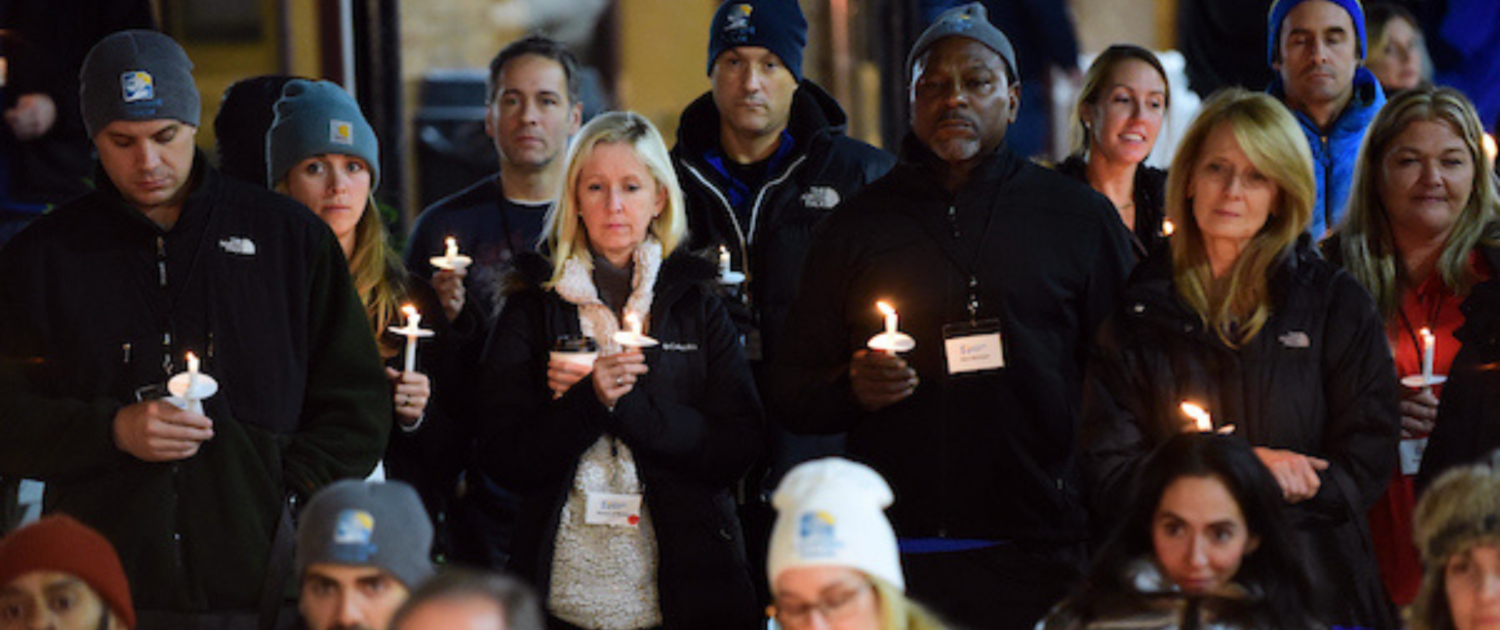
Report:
942,319,1005,375
1399,437,1428,476
584,492,643,528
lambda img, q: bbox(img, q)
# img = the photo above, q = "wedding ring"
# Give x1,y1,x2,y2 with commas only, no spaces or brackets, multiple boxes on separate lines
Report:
616,376,624,386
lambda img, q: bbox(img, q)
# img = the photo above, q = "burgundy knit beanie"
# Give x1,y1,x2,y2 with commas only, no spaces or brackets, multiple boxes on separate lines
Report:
0,515,136,629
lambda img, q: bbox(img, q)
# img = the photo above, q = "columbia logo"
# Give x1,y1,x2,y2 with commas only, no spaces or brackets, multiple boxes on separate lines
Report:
661,342,699,352
1278,331,1311,348
219,237,257,255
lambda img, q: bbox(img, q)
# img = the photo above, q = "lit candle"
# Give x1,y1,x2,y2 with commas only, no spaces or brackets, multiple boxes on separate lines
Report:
430,236,472,271
867,300,915,353
402,305,421,373
1420,327,1436,388
1181,401,1212,432
1161,219,1175,237
612,310,658,348
1484,134,1497,167
186,352,200,405
719,245,731,276
877,301,898,336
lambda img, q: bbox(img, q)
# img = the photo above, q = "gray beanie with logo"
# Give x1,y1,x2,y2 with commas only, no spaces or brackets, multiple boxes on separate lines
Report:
907,3,1018,81
295,480,434,589
79,30,201,139
266,79,380,188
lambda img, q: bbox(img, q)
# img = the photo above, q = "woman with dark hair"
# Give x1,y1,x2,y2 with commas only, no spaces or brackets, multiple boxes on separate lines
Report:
476,111,762,630
1081,88,1401,629
1044,433,1318,630
1325,85,1500,606
1055,44,1171,260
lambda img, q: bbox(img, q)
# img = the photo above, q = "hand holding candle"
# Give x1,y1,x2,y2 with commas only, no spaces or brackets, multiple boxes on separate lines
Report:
867,301,915,353
429,236,472,272
388,304,435,374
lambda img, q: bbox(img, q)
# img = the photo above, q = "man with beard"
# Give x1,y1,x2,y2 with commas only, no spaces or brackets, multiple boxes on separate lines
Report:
296,480,434,630
1267,0,1385,236
768,4,1131,628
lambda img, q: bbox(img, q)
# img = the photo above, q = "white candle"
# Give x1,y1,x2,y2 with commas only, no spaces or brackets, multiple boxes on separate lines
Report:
402,305,421,374
876,301,897,336
186,352,200,405
444,237,459,261
718,245,731,276
1181,402,1212,432
1420,327,1436,386
627,311,643,337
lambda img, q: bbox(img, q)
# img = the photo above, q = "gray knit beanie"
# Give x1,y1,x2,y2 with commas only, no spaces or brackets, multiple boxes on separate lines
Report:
266,79,380,188
79,30,201,139
907,3,1018,82
295,480,434,589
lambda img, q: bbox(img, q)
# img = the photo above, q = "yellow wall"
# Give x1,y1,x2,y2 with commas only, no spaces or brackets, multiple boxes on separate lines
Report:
615,0,717,139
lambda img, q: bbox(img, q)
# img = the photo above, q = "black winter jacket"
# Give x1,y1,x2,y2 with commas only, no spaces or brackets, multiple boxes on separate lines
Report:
1411,243,1500,490
1080,243,1400,628
0,154,390,612
673,81,894,361
476,251,763,629
768,141,1132,543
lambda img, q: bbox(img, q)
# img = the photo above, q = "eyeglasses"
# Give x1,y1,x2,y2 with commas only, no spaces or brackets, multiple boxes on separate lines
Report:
769,582,873,627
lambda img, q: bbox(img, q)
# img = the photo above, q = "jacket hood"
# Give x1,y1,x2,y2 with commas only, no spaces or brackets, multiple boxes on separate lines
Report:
675,80,849,159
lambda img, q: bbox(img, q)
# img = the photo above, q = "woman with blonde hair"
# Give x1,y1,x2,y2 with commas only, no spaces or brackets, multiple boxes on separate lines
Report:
1081,88,1401,629
1055,44,1171,259
766,458,948,630
1325,86,1500,606
477,111,763,630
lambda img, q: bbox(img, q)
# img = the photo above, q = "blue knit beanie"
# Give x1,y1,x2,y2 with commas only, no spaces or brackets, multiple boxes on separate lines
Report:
79,30,201,139
707,0,808,81
1267,0,1367,66
266,79,380,189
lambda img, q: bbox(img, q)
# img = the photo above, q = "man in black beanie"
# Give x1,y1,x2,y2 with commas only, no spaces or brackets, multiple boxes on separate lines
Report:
670,0,895,599
0,29,389,628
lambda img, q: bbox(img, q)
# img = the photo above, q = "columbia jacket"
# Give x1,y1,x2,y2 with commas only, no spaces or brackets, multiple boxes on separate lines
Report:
0,154,390,613
477,252,763,629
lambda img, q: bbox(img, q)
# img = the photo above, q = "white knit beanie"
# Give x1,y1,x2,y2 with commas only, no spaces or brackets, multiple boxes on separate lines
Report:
768,457,905,591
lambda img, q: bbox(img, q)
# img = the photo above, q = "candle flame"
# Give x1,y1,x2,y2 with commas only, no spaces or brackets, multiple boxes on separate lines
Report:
1484,134,1497,165
403,304,418,317
1181,402,1212,432
1420,327,1433,340
626,311,643,335
1161,219,1175,237
444,237,458,258
876,301,895,316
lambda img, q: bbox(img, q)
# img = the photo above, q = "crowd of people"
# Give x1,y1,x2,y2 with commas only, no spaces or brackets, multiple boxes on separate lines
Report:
2,0,1500,629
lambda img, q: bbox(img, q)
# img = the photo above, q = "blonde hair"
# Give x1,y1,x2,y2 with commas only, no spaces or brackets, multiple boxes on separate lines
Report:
871,577,948,630
540,111,687,287
1410,452,1500,630
1069,45,1171,158
1332,86,1500,319
1366,3,1433,88
1166,88,1314,347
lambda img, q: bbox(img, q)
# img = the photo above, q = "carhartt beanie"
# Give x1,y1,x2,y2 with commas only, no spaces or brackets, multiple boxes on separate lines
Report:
768,458,905,591
266,79,380,189
1267,0,1367,65
0,515,136,629
707,0,808,81
296,480,433,590
907,2,1018,82
79,29,200,139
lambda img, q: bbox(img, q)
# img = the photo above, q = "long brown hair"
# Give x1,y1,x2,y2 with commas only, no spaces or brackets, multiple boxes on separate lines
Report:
1333,86,1500,318
1166,89,1314,347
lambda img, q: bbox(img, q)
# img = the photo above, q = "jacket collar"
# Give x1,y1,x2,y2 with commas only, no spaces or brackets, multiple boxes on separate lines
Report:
93,149,216,234
513,246,718,307
1268,67,1387,138
896,134,1024,194
675,80,847,160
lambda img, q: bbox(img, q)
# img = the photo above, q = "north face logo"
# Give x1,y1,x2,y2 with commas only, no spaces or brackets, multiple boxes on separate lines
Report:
801,186,840,209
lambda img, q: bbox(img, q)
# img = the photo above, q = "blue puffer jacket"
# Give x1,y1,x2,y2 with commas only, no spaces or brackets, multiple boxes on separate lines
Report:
1269,67,1386,238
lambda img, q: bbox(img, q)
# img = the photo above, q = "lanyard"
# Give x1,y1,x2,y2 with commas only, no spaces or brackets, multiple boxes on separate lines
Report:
911,196,1000,323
